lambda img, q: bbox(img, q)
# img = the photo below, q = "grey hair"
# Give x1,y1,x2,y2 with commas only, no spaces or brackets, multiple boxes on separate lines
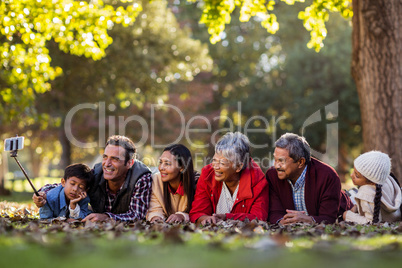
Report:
275,133,311,165
215,132,250,170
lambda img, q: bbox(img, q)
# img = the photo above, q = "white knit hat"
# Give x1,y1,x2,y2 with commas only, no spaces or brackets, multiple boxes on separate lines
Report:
354,151,391,185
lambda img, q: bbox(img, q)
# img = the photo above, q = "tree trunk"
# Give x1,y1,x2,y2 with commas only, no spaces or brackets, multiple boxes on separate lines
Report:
351,0,402,182
0,151,11,195
59,127,72,169
338,144,351,183
28,146,41,178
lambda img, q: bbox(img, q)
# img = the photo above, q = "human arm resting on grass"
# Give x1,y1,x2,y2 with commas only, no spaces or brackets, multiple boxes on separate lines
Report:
279,210,314,225
225,178,269,221
308,170,342,224
69,192,91,219
343,200,373,224
266,168,290,223
39,203,54,219
343,188,374,224
197,215,219,225
146,173,167,222
33,183,60,208
85,173,153,222
106,173,152,221
189,167,215,224
32,183,61,208
166,213,187,223
33,192,47,208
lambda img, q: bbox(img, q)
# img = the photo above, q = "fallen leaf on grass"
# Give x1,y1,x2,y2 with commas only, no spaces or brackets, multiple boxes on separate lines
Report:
164,226,184,244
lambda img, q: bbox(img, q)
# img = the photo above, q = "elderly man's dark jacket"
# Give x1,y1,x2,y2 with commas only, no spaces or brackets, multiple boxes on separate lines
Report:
266,158,352,224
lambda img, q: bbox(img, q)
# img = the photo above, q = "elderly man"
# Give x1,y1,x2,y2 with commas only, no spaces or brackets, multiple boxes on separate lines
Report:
33,135,153,222
266,133,352,224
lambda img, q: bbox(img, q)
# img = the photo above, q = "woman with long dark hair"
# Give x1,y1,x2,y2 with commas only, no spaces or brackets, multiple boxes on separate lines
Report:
146,144,196,223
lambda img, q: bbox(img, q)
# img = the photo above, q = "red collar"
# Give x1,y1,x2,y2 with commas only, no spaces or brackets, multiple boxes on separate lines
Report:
168,182,184,196
204,159,263,201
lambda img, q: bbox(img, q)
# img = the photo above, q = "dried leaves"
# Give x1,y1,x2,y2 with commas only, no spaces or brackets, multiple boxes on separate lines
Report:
1,201,402,252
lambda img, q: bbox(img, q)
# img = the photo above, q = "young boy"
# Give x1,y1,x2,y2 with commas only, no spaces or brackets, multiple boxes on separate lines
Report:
39,163,93,220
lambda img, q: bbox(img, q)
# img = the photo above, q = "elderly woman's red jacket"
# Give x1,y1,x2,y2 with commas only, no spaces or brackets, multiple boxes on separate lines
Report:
189,158,269,223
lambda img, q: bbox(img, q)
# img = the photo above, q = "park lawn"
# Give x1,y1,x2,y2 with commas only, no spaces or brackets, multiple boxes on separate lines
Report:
1,229,402,268
3,177,60,194
0,198,402,268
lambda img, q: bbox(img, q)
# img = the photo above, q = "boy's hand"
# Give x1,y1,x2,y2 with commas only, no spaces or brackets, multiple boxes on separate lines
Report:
70,191,87,210
32,192,47,208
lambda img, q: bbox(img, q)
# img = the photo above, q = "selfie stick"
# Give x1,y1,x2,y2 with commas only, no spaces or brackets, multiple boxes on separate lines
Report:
9,138,40,196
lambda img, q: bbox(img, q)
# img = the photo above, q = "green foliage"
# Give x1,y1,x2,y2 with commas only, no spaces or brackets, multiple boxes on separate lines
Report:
173,2,360,169
0,0,142,121
189,0,352,51
0,0,213,166
298,0,353,51
5,0,213,165
276,8,360,152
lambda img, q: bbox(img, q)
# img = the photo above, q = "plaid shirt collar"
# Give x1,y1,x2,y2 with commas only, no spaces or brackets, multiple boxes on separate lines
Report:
104,182,125,212
105,181,124,197
288,166,307,190
288,166,308,214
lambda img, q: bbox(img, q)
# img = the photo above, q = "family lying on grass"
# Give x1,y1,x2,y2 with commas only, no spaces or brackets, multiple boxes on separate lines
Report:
33,133,402,225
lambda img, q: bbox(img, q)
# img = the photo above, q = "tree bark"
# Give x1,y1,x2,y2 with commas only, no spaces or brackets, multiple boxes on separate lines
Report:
338,144,350,183
0,151,11,195
28,146,41,178
352,0,402,182
59,127,72,168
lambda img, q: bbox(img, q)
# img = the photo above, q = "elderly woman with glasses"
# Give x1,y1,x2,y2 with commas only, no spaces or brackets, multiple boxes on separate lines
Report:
189,132,269,225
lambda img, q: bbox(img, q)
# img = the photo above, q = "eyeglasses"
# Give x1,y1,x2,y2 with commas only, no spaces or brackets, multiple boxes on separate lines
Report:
211,158,232,168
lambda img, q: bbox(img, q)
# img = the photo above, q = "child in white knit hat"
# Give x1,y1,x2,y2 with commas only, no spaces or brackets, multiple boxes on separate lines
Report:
343,151,402,224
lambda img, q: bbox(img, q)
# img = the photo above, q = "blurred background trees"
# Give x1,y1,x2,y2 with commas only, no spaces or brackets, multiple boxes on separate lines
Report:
168,1,360,179
185,0,401,181
4,0,396,192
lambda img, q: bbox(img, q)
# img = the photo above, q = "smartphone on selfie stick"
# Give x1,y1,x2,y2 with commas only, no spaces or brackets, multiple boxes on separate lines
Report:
4,136,40,196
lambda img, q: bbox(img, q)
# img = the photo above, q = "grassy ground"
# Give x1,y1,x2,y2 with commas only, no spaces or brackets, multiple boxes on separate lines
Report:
1,195,402,268
1,228,401,268
0,192,34,203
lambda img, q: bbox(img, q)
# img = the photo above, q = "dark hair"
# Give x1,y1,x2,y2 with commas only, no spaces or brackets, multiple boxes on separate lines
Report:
63,163,94,190
275,133,311,165
106,135,136,165
372,184,383,223
162,144,196,215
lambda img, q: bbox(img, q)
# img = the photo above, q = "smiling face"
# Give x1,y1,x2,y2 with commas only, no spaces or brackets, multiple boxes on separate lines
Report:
273,147,306,184
211,153,242,183
158,151,182,185
62,176,87,201
102,145,133,183
351,167,373,187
